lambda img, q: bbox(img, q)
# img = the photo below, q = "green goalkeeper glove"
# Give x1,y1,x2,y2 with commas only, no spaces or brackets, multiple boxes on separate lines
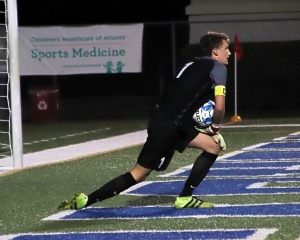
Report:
212,133,226,151
195,125,226,150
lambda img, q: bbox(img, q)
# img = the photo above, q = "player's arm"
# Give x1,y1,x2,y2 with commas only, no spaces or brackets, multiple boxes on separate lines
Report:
201,85,226,134
212,85,226,125
208,61,227,133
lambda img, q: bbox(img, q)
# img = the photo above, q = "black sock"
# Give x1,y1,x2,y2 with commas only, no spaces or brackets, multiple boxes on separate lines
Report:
86,172,137,207
179,151,218,197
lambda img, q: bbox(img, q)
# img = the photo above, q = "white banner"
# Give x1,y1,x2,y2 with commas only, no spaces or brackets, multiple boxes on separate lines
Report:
19,24,144,75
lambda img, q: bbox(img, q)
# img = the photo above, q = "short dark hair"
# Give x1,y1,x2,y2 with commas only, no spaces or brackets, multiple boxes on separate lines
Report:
200,31,230,56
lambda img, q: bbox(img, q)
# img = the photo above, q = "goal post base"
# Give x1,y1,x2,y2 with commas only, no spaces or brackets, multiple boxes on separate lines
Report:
230,115,242,122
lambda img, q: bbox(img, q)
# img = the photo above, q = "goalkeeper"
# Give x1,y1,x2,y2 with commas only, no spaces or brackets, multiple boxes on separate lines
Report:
58,31,231,210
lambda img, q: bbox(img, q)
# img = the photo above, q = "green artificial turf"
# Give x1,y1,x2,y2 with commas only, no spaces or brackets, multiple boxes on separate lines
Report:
0,118,300,239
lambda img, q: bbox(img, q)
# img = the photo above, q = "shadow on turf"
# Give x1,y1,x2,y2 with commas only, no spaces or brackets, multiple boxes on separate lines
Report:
126,195,175,206
30,219,122,232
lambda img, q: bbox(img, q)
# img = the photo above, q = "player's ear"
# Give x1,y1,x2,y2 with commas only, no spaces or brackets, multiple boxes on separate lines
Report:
212,48,219,56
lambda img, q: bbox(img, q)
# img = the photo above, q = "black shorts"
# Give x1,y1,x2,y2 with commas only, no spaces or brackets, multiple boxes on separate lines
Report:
137,108,199,171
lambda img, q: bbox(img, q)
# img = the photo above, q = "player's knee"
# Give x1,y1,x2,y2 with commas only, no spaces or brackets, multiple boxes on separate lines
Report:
200,140,221,155
130,163,152,183
133,173,151,183
189,133,220,154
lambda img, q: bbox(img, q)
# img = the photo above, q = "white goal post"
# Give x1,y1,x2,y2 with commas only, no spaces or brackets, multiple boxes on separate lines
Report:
7,0,23,169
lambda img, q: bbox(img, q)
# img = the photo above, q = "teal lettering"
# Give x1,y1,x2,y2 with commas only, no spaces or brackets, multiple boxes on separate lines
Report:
31,49,68,61
72,48,83,57
90,47,96,57
119,49,125,56
83,50,89,57
31,49,38,59
72,47,126,58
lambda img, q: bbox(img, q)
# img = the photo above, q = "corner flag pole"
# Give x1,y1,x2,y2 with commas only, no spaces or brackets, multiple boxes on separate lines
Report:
231,34,242,122
234,51,238,116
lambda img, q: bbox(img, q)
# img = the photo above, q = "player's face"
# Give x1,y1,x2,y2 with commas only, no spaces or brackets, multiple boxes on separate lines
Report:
213,40,231,65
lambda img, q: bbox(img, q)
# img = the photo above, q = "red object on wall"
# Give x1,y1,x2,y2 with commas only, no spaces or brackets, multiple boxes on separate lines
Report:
29,87,60,123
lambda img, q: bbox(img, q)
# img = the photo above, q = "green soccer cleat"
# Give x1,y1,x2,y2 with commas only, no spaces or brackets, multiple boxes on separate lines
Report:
174,196,214,209
58,193,88,211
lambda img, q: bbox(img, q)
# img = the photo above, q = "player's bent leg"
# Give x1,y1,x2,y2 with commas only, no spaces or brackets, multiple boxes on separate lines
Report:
174,133,220,209
175,151,217,209
58,171,139,211
188,132,221,154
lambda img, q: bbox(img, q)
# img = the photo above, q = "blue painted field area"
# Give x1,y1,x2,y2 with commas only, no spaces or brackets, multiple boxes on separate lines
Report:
224,151,300,160
257,142,300,148
4,229,273,240
277,136,300,140
2,133,299,240
213,161,300,168
44,203,300,220
124,178,300,196
174,167,300,177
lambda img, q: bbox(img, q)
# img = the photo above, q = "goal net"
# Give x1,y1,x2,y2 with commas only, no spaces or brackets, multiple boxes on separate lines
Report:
0,0,12,172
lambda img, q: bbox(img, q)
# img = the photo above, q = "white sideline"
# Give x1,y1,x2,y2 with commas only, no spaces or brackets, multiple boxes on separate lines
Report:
1,124,300,175
0,130,147,173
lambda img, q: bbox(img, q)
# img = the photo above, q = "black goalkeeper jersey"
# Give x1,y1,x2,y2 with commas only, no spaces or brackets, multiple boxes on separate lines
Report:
159,56,227,127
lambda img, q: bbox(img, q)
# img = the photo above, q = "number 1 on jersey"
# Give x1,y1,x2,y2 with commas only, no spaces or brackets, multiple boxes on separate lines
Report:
158,157,165,169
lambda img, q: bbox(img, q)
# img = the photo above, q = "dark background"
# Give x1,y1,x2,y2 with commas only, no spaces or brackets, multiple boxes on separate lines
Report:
14,1,300,121
16,0,194,121
17,0,191,26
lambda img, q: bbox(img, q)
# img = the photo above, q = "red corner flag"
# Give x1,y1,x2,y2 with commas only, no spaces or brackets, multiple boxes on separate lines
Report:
234,34,243,60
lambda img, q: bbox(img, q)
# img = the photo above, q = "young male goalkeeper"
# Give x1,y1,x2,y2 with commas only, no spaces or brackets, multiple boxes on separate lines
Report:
58,31,231,210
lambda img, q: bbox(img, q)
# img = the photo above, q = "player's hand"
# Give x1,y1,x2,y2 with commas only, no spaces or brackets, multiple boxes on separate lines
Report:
212,133,226,151
195,123,221,135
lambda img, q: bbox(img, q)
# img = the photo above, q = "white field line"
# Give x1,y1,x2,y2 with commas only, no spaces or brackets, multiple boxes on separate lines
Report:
124,191,300,197
247,182,268,189
242,143,270,150
218,159,300,162
247,229,277,240
23,127,111,145
212,166,300,170
247,181,300,189
223,124,300,128
0,166,13,170
248,148,300,151
0,229,278,240
0,130,147,171
290,131,300,135
272,131,300,141
165,174,300,179
216,151,245,160
1,126,300,175
120,181,153,194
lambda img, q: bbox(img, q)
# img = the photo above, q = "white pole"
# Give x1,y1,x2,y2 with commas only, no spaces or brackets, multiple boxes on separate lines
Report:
7,0,23,169
234,51,237,116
